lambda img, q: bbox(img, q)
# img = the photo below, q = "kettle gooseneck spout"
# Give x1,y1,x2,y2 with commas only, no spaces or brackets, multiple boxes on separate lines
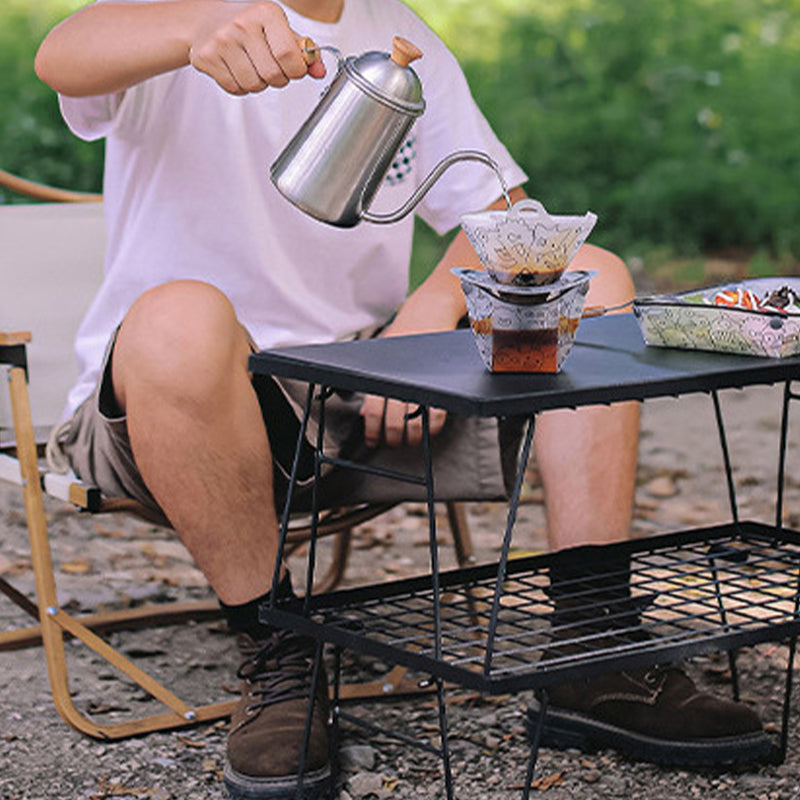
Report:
361,150,511,224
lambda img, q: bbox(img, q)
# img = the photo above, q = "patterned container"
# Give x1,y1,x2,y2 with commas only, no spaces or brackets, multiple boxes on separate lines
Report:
453,268,593,373
634,278,800,358
460,199,597,286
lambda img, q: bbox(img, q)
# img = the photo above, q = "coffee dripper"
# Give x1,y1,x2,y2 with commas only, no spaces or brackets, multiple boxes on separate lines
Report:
271,36,508,228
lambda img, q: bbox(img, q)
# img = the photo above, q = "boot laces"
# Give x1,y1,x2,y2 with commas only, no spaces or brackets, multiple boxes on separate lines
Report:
238,629,316,713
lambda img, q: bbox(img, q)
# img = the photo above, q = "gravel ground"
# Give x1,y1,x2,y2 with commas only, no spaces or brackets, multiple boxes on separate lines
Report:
3,384,800,799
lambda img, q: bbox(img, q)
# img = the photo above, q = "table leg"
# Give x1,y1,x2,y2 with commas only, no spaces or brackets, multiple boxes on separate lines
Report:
711,390,740,527
270,382,316,607
419,405,455,800
302,386,333,614
709,390,744,699
329,646,342,795
292,639,327,800
775,380,797,531
521,688,549,800
775,380,800,764
711,380,798,716
483,414,537,677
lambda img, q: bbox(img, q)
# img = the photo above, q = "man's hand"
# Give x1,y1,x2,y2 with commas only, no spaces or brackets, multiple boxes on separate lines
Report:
360,394,447,449
189,2,326,94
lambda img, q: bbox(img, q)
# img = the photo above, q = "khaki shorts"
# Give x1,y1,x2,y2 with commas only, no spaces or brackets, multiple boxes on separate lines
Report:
52,329,524,517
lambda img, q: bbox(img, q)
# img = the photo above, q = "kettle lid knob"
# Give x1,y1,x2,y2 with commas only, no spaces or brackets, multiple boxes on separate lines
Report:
343,36,426,113
391,36,423,67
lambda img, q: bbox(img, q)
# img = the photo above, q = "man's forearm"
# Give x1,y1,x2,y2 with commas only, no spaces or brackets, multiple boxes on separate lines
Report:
385,185,528,338
35,0,318,98
35,1,210,96
384,277,467,338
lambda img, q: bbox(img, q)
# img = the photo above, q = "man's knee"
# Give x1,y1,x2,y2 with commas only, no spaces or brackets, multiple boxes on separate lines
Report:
571,244,635,308
113,280,249,407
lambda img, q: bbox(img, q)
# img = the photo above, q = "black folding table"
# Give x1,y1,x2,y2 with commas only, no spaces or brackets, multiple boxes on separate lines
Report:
249,313,800,799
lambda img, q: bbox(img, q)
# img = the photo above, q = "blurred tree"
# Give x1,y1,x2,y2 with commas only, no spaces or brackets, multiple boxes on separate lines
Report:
0,0,103,202
4,0,800,278
424,0,800,259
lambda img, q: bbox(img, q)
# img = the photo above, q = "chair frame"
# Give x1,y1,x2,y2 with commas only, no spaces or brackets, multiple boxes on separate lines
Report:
1,329,477,738
2,332,235,738
0,169,476,739
0,168,102,203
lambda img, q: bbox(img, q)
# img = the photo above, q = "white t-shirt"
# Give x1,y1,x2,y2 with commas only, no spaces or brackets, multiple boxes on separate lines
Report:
59,0,527,418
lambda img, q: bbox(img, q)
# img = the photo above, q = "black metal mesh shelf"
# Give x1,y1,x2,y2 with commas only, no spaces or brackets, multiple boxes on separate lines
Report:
263,522,800,695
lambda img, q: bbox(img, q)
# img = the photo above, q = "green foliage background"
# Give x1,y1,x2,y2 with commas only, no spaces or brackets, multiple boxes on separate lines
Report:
0,0,102,193
3,0,800,283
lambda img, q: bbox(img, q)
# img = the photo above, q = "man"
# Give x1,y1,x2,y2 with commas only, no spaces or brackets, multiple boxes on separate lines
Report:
35,1,766,798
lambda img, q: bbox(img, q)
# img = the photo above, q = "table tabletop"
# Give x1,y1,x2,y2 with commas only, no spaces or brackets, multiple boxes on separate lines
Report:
249,314,800,417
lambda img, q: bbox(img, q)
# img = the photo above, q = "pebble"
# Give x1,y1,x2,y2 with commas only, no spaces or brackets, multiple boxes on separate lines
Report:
340,743,376,771
347,771,383,798
643,475,679,498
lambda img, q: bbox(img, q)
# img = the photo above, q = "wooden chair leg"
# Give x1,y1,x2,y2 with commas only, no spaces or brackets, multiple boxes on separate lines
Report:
338,664,432,700
0,597,223,652
6,364,235,739
313,525,353,594
446,501,476,568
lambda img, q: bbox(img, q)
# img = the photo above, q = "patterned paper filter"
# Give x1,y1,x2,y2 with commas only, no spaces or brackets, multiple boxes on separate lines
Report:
453,268,594,373
633,277,800,358
460,199,597,286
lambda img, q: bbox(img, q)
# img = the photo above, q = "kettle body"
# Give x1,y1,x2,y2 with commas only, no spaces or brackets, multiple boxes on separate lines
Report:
271,37,508,227
270,46,424,228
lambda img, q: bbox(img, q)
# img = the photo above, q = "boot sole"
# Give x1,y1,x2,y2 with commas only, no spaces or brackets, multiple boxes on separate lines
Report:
526,702,777,767
223,763,331,800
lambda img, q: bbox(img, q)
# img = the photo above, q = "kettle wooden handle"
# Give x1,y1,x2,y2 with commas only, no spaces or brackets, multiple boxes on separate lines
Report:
391,36,423,67
297,36,319,66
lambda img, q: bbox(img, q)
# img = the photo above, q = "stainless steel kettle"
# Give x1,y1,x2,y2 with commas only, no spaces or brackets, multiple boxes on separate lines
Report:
270,36,507,228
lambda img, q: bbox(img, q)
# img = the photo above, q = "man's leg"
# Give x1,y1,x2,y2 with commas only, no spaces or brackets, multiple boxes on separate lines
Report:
112,280,279,603
111,280,329,798
530,249,768,765
536,243,639,549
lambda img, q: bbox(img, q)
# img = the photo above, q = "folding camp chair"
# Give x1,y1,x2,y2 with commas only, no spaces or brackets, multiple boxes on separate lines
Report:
0,174,476,740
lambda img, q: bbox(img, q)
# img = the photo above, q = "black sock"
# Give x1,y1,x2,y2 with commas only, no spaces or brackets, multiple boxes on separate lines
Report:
547,550,633,626
548,550,656,638
219,571,297,640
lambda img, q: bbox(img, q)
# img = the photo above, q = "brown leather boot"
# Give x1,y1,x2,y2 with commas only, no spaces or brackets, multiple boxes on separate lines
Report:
223,629,330,799
530,552,773,766
530,662,772,766
532,603,771,764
